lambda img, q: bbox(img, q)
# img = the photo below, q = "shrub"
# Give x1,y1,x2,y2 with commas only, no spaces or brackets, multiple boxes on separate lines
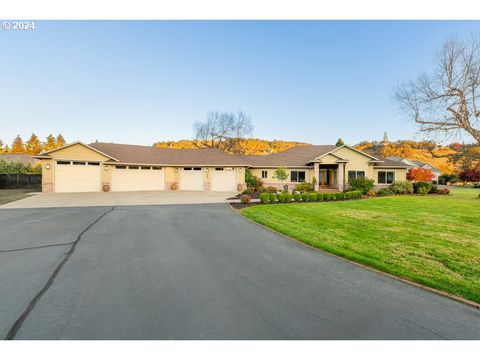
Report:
389,181,414,194
334,192,344,200
240,195,251,204
245,169,263,191
309,192,318,202
323,193,333,201
301,193,310,202
285,193,293,203
344,191,352,200
269,193,277,202
317,192,325,201
437,188,450,195
295,182,314,193
267,186,278,193
377,188,393,196
366,190,376,197
413,181,432,195
277,193,286,203
242,188,253,195
472,183,480,188
429,184,439,194
348,177,375,195
351,190,362,199
260,193,270,204
293,193,302,201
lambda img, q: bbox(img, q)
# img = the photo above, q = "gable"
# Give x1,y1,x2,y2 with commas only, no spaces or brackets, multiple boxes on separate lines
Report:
316,153,343,164
331,146,375,163
45,143,112,162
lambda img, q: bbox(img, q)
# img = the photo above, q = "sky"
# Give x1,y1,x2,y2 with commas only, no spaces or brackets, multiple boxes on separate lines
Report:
1,20,479,146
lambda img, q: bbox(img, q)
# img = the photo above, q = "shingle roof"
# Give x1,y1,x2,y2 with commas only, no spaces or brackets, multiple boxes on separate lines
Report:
89,142,249,166
240,145,337,167
0,153,36,166
374,158,410,168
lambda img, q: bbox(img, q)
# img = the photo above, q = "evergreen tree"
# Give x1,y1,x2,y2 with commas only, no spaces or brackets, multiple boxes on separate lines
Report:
56,134,66,147
25,133,42,155
11,135,26,153
0,139,4,154
44,134,57,150
335,138,345,147
382,131,389,144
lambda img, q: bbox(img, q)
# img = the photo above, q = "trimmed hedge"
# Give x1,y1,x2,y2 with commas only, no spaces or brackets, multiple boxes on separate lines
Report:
301,193,310,202
260,192,270,204
258,190,363,204
269,193,277,202
293,193,302,201
309,192,318,202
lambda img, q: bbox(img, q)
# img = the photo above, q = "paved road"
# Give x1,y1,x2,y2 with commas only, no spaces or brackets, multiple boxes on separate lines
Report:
0,204,479,339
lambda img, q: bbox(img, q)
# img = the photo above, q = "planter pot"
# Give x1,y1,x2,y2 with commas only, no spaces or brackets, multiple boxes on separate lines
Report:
102,184,110,192
170,183,178,191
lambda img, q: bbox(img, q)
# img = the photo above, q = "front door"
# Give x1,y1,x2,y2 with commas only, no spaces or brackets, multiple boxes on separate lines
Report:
319,169,331,188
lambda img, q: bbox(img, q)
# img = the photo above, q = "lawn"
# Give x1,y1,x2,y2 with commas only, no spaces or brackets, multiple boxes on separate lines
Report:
241,188,480,304
0,189,36,205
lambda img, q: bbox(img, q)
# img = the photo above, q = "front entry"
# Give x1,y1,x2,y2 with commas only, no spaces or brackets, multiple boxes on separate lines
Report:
319,169,331,188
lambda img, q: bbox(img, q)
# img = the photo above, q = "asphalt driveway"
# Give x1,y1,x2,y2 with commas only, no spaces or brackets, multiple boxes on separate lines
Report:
0,204,479,339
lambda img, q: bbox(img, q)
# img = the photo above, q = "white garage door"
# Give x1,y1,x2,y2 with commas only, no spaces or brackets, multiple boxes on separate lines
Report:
55,161,101,193
211,167,237,191
111,165,165,192
179,167,204,191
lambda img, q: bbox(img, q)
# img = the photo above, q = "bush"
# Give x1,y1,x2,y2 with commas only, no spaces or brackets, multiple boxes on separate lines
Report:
269,193,277,202
366,190,376,197
348,177,375,195
377,188,393,196
348,190,362,199
389,181,414,194
309,192,318,202
293,193,302,201
277,193,286,203
472,183,480,189
267,186,278,193
242,188,252,195
301,193,310,202
260,193,270,204
437,188,450,195
294,182,314,193
245,169,263,191
413,182,432,195
334,192,345,200
323,193,333,201
344,191,352,200
240,194,251,204
429,184,439,194
285,193,293,202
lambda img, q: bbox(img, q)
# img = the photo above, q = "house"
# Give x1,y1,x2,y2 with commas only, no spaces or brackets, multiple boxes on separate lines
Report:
244,145,408,191
386,156,442,184
0,153,36,166
34,142,408,193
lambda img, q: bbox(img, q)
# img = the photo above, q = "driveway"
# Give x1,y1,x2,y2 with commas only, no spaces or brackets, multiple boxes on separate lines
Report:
0,190,237,209
0,204,479,339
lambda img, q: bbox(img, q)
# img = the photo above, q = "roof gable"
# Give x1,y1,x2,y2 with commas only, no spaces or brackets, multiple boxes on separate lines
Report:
35,142,118,161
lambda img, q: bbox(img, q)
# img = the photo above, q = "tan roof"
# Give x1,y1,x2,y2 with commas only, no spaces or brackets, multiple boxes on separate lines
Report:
89,142,249,166
241,145,337,167
373,158,409,168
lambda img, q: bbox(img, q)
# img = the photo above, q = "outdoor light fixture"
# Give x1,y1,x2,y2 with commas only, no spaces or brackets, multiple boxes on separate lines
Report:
174,168,178,173
205,168,209,173
238,168,242,173
45,163,50,170
104,165,108,171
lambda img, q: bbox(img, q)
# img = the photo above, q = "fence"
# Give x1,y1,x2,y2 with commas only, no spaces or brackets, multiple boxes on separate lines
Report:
0,174,42,190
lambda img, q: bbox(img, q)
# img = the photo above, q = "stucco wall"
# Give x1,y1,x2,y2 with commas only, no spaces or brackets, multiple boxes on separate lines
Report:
373,168,407,186
250,168,314,190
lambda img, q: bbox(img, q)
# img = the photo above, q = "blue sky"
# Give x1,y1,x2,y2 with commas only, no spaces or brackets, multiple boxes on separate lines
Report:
1,20,479,146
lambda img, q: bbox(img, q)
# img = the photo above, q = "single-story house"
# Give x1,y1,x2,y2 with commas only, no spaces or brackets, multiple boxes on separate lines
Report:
386,156,442,184
34,142,408,193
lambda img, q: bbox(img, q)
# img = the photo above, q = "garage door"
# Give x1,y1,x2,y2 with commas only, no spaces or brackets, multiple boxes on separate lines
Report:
55,161,101,193
111,165,165,192
179,167,204,191
211,167,237,191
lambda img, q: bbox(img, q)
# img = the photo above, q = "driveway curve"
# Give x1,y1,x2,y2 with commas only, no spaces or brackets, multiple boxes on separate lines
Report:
0,204,479,339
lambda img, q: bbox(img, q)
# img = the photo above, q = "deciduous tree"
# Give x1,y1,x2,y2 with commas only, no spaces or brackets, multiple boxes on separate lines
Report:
25,133,42,155
56,134,66,147
407,168,434,182
11,135,25,154
44,134,57,151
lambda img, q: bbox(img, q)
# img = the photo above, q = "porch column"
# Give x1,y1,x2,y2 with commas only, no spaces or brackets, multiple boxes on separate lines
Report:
337,163,345,191
313,163,319,191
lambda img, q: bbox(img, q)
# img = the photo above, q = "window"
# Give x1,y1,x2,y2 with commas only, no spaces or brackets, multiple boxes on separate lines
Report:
72,161,86,166
215,167,224,171
128,166,139,170
88,162,100,166
115,165,127,169
184,167,192,170
261,170,268,179
290,171,306,182
348,170,365,180
152,166,162,170
141,166,151,170
378,171,395,184
57,161,71,165
193,167,202,171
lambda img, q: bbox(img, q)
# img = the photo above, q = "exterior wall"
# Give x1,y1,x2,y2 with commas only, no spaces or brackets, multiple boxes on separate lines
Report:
331,147,374,180
372,168,407,188
165,166,179,190
250,168,314,190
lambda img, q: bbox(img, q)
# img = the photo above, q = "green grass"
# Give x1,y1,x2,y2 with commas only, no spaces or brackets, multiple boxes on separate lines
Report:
0,189,36,205
241,188,480,303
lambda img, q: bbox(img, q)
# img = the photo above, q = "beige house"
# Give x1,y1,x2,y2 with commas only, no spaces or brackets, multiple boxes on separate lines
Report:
34,142,408,193
243,145,408,191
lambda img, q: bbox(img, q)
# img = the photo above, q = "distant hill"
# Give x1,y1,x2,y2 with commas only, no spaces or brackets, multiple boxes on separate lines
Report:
153,138,310,155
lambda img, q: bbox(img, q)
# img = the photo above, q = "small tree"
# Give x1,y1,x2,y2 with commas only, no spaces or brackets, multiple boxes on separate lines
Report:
25,133,42,155
44,134,57,151
407,168,434,182
11,135,25,154
459,169,480,183
273,166,288,189
56,134,66,148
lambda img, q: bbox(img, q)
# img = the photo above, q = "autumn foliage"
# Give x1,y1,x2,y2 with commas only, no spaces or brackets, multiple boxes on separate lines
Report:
0,133,67,155
407,168,434,182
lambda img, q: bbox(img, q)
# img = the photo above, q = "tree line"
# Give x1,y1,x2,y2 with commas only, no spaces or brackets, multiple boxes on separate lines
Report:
0,134,67,155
